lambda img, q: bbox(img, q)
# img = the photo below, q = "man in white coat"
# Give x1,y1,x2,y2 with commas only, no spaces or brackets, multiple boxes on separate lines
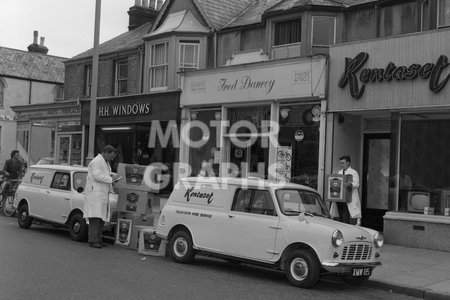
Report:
336,155,362,226
84,145,118,248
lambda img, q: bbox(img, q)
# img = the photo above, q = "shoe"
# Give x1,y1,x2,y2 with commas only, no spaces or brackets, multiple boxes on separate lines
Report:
100,242,109,247
89,243,103,249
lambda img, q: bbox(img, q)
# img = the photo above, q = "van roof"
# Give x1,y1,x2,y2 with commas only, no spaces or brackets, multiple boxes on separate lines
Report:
179,177,318,193
29,164,88,172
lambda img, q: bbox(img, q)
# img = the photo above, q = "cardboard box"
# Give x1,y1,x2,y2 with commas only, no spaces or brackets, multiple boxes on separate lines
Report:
424,207,435,215
117,211,155,227
116,224,150,250
117,189,148,214
138,227,167,257
325,174,353,203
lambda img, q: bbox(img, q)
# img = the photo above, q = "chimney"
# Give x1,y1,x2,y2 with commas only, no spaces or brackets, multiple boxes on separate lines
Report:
156,0,163,10
27,30,49,54
127,1,159,30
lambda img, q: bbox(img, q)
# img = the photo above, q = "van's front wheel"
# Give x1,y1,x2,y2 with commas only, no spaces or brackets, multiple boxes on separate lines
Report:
285,249,320,288
169,230,195,264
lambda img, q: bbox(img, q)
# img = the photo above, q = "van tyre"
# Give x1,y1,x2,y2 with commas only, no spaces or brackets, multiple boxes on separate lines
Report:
18,203,33,229
69,213,87,242
285,249,320,288
170,230,195,264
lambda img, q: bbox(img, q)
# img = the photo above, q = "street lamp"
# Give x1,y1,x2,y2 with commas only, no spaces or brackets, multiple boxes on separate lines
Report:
86,0,101,165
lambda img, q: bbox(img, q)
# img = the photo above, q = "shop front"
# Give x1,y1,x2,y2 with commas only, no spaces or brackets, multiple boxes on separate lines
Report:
80,92,180,190
328,28,450,251
179,56,327,192
12,100,82,166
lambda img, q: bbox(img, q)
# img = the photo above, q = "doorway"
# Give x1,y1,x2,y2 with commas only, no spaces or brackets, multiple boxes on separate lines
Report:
362,133,390,231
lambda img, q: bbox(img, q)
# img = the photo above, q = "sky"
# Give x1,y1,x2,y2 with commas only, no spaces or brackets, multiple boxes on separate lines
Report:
0,0,135,58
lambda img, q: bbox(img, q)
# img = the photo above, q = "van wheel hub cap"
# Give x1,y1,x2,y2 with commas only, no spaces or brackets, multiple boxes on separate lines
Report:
73,222,81,234
174,238,187,257
291,258,308,281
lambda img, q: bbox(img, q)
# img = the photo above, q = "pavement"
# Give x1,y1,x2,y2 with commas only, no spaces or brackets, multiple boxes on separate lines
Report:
366,244,450,299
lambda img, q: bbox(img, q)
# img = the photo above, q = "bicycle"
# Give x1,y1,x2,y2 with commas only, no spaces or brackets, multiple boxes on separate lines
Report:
1,178,20,217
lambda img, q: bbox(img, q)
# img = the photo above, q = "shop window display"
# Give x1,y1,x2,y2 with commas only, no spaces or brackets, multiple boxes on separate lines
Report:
188,110,221,177
397,115,450,215
278,104,320,189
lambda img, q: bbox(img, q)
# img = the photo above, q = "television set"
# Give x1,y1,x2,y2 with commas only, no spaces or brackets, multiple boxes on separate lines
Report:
407,191,430,213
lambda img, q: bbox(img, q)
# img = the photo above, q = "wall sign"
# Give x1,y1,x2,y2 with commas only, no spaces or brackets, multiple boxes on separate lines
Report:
338,52,450,99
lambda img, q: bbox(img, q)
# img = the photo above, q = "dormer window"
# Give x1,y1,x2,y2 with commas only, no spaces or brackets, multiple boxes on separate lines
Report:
150,41,169,90
272,18,301,59
312,16,336,47
438,0,450,27
179,41,199,71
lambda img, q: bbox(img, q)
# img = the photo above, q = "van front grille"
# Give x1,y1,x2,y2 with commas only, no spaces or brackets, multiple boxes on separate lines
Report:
341,243,372,260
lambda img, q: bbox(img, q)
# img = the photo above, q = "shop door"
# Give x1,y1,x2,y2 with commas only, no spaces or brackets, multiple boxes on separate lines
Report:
362,134,390,231
57,135,71,165
229,139,268,179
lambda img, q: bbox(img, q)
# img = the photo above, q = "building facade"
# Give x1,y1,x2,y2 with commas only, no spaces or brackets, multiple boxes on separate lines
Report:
1,31,66,166
327,2,450,250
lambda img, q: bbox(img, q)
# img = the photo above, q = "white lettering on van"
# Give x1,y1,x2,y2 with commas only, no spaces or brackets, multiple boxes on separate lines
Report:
184,187,214,204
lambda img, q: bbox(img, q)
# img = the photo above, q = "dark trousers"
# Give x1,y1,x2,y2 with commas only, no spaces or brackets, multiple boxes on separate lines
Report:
335,202,357,225
88,218,104,243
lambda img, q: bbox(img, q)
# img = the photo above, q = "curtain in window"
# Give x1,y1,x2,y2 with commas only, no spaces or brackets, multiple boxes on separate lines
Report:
180,43,199,69
151,43,168,88
274,19,301,46
439,0,450,27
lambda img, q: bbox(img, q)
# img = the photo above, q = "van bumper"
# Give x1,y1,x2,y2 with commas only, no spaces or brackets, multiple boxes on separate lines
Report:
321,261,382,274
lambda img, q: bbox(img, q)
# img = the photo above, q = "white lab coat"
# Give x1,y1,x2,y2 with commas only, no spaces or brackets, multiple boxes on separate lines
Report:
83,154,113,222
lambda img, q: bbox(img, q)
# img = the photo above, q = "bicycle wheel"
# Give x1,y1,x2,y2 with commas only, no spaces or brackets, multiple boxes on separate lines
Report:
3,194,16,217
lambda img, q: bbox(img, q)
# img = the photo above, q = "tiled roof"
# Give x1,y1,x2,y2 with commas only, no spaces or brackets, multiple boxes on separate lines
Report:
0,47,65,83
194,0,256,30
67,22,152,62
223,0,284,29
266,0,346,12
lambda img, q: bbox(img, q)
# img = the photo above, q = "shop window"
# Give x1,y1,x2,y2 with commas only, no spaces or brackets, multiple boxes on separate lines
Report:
397,115,450,215
179,42,199,71
272,18,301,59
312,16,336,47
150,42,168,90
115,58,128,96
277,104,321,189
188,109,221,177
85,65,92,96
438,0,450,27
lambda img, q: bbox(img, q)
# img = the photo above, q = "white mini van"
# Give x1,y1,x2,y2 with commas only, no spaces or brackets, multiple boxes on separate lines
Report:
157,177,383,288
14,164,117,241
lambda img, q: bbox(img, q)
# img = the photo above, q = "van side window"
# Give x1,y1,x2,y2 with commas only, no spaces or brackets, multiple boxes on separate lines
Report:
249,190,276,216
232,189,252,212
73,172,87,191
50,172,71,191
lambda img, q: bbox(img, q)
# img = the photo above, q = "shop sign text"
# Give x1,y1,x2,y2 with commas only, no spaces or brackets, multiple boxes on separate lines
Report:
218,75,275,95
338,52,450,99
98,103,152,118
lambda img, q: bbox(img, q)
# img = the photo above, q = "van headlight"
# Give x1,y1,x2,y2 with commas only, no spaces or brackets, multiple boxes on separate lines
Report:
331,230,344,247
374,232,384,248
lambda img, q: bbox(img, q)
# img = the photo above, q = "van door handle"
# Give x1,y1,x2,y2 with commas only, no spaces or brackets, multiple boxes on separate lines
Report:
64,197,70,201
228,214,235,218
46,191,50,194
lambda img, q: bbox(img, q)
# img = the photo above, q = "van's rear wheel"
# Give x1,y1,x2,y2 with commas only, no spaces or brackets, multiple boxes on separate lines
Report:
69,213,87,242
18,203,33,229
169,230,195,264
285,249,320,288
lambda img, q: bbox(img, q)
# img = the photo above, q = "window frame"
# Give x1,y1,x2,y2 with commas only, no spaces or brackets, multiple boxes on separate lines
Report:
50,172,71,191
85,65,92,96
311,15,336,47
114,58,128,96
149,41,169,91
231,188,277,216
54,85,64,101
273,18,302,46
438,0,450,28
179,41,200,71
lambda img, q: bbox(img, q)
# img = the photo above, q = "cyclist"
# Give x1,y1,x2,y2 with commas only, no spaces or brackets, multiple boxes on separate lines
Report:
3,150,25,180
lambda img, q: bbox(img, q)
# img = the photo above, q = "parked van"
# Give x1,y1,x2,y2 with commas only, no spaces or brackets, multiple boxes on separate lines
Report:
157,177,383,288
13,165,117,241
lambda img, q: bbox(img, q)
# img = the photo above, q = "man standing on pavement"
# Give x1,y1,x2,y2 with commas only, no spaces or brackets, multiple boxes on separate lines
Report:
84,145,118,248
333,155,362,225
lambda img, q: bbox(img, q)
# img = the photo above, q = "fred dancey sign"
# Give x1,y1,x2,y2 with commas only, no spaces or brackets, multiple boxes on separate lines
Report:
338,52,450,99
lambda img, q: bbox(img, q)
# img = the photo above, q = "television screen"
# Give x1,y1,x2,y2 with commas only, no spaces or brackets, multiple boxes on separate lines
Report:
408,191,430,212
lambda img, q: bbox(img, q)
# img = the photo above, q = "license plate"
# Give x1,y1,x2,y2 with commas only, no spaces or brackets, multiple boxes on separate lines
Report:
352,267,372,277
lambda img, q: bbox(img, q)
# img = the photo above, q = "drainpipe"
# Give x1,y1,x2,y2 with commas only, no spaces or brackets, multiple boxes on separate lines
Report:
28,80,32,104
213,31,217,68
